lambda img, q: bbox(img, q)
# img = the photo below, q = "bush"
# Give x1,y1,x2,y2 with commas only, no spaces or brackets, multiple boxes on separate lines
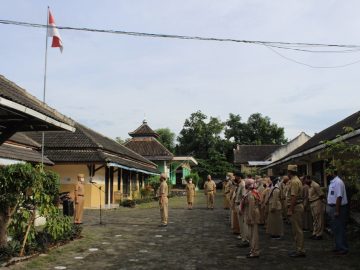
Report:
140,187,154,198
120,199,136,208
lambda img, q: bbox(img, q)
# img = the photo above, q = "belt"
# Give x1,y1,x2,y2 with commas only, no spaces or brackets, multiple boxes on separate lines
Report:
309,198,321,204
327,204,347,207
77,194,84,197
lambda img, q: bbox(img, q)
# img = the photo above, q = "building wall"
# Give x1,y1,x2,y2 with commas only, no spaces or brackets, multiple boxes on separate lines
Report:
271,132,311,162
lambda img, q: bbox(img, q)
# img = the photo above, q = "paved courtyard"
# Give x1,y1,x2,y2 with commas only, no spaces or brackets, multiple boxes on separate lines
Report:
7,193,360,270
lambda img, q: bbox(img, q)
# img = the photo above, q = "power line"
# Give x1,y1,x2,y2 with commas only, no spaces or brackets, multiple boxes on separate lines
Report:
1,18,360,68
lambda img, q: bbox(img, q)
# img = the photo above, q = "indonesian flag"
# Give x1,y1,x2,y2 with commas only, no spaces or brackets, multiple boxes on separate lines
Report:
48,10,63,52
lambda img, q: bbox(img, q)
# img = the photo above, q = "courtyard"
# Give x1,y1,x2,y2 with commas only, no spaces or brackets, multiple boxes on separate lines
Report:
6,193,360,270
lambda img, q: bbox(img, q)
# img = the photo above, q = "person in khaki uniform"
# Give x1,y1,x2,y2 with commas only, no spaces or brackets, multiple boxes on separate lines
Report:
302,177,313,232
74,173,85,224
305,176,325,240
223,173,233,209
260,181,271,227
236,173,250,247
243,178,261,258
266,177,284,239
185,178,196,210
280,176,290,223
204,175,216,209
287,165,306,257
229,177,240,234
158,173,169,227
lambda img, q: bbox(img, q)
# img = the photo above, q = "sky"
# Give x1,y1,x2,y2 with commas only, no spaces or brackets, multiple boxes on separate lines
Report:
1,0,360,142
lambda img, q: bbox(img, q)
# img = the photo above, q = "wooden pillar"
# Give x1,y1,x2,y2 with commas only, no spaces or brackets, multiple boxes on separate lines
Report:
105,166,109,205
142,173,145,189
110,167,114,204
129,171,132,198
136,173,140,191
120,168,123,194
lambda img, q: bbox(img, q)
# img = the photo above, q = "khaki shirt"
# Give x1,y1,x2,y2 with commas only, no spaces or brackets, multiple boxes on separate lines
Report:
308,180,323,202
185,183,196,196
159,181,168,197
244,191,260,225
268,187,282,210
204,180,216,193
286,176,303,206
75,181,85,197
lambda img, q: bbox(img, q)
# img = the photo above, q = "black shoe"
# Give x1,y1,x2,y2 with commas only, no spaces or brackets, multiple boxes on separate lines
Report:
314,235,323,240
158,224,168,227
271,235,281,240
288,252,306,258
237,242,250,248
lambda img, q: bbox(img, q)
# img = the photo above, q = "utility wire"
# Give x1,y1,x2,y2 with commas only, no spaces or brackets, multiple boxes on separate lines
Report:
2,18,360,68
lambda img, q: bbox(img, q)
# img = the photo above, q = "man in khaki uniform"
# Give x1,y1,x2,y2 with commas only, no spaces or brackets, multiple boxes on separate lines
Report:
158,173,169,227
185,178,196,210
280,175,290,223
302,177,313,232
204,175,216,209
235,173,249,247
74,173,85,224
243,178,261,258
305,176,325,240
287,165,306,257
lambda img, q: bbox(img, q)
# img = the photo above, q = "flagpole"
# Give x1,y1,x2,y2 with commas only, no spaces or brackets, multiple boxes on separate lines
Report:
41,6,49,167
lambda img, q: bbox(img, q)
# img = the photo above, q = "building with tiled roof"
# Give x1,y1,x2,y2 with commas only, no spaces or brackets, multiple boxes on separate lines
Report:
28,122,158,207
125,120,197,186
264,111,360,186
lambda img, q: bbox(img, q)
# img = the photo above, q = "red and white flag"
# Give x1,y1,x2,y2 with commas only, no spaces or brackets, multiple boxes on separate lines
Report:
48,10,63,52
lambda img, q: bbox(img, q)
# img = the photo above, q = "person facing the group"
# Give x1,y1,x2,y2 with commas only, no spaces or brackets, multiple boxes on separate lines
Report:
74,173,85,224
157,173,169,227
185,178,196,210
204,174,216,209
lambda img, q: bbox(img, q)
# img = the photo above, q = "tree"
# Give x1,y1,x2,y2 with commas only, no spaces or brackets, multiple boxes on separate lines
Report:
115,137,130,144
225,113,287,145
155,128,176,153
177,111,233,178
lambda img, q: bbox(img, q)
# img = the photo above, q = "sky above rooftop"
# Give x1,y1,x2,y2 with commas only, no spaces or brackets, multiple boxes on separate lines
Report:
1,1,359,142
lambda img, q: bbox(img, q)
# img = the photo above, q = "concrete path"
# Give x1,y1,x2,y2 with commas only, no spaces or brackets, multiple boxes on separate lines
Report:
8,193,360,270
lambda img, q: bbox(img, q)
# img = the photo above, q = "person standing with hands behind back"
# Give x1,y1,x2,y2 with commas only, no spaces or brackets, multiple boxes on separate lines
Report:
204,175,216,210
185,178,196,210
158,173,169,227
74,173,85,224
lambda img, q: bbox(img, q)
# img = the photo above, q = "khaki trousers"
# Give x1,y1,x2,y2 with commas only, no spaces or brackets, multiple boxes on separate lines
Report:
206,192,215,208
310,200,324,236
238,212,249,241
160,197,169,225
74,196,84,223
249,224,260,256
232,210,240,234
290,204,305,253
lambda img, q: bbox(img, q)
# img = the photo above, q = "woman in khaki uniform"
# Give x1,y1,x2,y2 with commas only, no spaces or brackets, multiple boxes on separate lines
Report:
74,173,85,224
266,178,284,238
244,178,261,258
185,178,196,209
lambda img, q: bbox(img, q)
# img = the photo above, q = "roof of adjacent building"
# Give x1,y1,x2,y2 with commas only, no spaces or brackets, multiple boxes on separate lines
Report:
0,133,53,165
124,137,174,161
125,121,174,161
274,110,360,163
26,122,158,173
0,75,75,129
128,120,160,138
234,145,282,164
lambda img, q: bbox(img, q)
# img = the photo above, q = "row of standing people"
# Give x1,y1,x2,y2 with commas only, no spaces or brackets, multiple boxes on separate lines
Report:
222,164,338,258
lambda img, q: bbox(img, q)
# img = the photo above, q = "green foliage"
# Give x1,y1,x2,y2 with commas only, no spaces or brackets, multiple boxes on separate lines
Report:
185,172,200,187
140,187,153,198
321,124,360,200
0,163,81,257
43,207,73,241
155,128,176,153
146,175,161,194
225,113,288,145
120,199,136,208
